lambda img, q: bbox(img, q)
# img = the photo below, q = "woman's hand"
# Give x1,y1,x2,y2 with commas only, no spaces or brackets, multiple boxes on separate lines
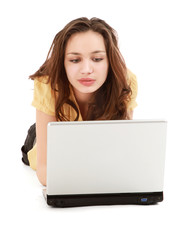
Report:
127,110,133,120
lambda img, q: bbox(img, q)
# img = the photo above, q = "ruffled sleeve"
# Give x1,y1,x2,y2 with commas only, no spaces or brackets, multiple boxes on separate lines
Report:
31,76,55,116
127,70,138,111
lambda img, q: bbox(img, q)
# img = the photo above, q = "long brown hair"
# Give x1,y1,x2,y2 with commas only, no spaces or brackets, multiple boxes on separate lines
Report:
29,17,132,121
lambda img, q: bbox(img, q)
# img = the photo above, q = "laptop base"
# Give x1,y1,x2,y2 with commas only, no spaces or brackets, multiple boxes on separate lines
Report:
43,191,163,208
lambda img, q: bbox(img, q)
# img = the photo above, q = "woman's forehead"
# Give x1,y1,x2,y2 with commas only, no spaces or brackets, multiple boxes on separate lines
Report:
65,31,106,54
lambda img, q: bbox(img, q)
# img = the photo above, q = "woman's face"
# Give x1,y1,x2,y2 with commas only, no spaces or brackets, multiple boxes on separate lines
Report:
64,30,109,99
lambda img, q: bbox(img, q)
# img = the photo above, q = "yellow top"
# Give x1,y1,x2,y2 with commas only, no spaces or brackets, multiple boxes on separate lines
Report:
28,70,138,170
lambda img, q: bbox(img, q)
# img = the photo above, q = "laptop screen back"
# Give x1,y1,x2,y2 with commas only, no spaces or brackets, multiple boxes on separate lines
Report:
47,120,167,195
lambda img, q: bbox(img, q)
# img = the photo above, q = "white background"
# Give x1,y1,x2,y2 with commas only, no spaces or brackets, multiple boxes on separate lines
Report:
0,0,192,239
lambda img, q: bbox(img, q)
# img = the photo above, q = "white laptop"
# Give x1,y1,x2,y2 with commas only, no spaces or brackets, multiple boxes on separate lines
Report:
43,119,167,207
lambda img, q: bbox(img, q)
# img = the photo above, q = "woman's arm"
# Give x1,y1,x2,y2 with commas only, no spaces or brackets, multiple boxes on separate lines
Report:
36,109,56,186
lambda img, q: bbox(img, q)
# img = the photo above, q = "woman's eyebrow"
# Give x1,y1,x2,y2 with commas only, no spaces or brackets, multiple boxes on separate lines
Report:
92,50,106,54
66,50,106,55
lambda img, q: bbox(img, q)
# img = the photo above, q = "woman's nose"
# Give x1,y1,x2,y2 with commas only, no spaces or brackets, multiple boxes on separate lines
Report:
80,60,93,74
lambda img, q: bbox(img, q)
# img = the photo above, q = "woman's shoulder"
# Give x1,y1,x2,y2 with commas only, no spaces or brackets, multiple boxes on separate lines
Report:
127,69,138,93
127,69,137,84
33,75,53,96
126,69,138,111
34,75,49,84
32,75,55,116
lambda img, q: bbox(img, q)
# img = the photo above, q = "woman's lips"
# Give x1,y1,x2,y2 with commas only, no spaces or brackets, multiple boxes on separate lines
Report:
78,78,96,86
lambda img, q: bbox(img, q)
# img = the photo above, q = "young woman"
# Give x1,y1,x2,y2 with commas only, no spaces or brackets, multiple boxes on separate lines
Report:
24,17,138,186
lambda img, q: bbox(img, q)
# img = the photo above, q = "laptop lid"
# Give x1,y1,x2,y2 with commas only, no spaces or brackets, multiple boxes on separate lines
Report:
46,120,167,197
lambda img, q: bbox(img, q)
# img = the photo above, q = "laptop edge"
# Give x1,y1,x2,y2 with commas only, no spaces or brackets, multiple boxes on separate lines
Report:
43,189,163,207
44,119,166,207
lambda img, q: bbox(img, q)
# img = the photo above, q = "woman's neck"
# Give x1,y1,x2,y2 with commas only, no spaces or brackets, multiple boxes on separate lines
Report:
72,88,93,120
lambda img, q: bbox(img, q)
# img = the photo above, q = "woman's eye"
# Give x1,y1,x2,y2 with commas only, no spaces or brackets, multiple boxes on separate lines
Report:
70,59,80,63
93,58,103,62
